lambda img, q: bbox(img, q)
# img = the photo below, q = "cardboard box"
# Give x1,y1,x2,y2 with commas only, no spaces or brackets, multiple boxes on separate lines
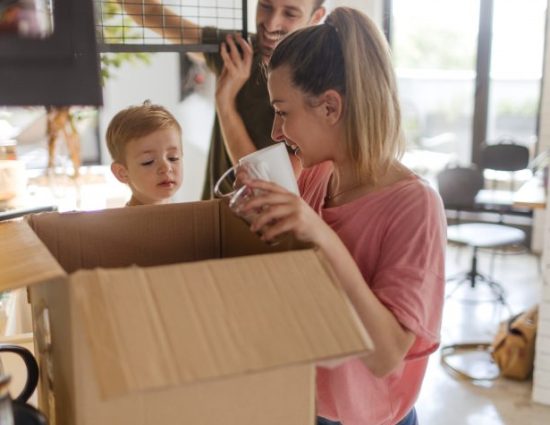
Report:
0,200,373,425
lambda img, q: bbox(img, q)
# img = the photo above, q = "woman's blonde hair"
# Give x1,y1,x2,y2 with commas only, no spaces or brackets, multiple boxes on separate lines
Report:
268,7,405,182
106,100,182,163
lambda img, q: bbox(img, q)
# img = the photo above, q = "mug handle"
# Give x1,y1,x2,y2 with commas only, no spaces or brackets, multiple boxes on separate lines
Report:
0,344,39,403
213,165,238,198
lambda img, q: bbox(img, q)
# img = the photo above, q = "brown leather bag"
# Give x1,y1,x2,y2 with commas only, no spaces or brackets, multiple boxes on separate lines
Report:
440,306,539,382
491,306,539,380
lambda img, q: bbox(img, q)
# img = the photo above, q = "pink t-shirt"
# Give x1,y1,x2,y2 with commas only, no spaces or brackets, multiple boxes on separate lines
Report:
299,161,446,425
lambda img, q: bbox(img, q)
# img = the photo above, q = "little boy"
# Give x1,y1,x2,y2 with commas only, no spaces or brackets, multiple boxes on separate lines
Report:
106,101,183,206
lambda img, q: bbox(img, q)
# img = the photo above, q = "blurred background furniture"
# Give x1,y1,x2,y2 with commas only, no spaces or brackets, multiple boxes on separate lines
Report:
0,0,102,106
0,205,56,222
437,166,526,305
475,140,531,220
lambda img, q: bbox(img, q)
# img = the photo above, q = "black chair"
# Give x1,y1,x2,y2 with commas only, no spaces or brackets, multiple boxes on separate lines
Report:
437,166,526,305
475,141,531,217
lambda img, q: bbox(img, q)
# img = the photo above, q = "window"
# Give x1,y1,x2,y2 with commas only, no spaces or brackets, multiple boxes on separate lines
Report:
388,0,547,168
487,0,546,145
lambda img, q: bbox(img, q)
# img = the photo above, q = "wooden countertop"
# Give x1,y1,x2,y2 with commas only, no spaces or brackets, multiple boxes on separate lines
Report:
513,174,547,209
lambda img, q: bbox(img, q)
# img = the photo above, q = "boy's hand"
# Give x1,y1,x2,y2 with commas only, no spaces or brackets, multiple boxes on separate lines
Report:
216,33,253,106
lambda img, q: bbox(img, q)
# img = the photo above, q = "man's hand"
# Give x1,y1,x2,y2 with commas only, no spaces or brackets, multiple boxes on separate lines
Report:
216,33,253,106
214,33,256,164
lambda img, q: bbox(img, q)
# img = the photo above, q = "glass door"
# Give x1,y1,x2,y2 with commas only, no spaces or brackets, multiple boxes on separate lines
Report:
392,0,480,168
486,0,546,151
391,0,548,172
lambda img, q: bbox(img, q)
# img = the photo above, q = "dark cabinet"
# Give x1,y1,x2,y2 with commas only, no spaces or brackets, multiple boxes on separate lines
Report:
0,0,102,106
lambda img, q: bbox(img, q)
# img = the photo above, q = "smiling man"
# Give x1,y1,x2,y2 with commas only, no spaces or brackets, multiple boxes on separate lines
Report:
121,0,325,198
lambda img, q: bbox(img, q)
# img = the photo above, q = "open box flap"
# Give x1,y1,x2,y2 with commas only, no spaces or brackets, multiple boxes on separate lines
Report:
26,202,221,273
22,200,308,276
71,250,373,399
0,220,65,291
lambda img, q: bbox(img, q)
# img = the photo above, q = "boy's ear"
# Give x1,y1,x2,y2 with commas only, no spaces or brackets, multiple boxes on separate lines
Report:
111,162,129,184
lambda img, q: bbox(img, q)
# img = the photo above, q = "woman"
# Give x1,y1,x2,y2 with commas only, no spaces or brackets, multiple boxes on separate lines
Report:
240,7,446,425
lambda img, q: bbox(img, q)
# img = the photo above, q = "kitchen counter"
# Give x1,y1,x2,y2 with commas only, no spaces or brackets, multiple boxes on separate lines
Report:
1,165,130,216
1,165,130,337
25,165,131,212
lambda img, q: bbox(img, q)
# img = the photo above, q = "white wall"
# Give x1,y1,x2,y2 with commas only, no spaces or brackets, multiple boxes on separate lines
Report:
538,8,550,156
247,0,384,31
533,1,550,407
327,0,383,23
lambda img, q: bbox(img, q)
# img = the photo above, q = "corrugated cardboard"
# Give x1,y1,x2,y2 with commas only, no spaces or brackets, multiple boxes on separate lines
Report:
0,200,373,425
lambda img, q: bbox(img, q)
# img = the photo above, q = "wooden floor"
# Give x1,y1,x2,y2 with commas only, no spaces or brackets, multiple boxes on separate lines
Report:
416,244,550,424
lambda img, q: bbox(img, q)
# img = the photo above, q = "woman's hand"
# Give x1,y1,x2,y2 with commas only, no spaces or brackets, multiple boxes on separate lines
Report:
216,33,253,106
242,181,417,378
233,162,254,191
240,179,330,246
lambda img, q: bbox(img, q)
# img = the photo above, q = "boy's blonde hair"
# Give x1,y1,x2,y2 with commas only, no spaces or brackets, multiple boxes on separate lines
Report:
106,100,182,163
268,7,405,184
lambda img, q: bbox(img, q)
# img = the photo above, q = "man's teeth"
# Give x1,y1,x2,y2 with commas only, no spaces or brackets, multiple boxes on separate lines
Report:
264,32,282,42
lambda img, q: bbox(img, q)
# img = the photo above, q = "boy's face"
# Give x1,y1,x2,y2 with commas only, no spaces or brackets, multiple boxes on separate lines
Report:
256,0,324,63
111,127,183,205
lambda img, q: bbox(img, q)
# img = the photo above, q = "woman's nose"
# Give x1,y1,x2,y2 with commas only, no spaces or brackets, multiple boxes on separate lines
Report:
271,116,284,141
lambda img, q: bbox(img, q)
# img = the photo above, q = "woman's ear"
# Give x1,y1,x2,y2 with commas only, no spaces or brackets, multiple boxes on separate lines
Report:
111,162,129,184
321,90,344,125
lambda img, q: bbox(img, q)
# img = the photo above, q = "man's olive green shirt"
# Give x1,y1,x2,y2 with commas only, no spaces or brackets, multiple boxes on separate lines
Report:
201,28,275,199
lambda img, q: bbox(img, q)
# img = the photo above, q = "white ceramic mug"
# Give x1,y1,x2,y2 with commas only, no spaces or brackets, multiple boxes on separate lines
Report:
214,143,299,199
0,160,28,202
